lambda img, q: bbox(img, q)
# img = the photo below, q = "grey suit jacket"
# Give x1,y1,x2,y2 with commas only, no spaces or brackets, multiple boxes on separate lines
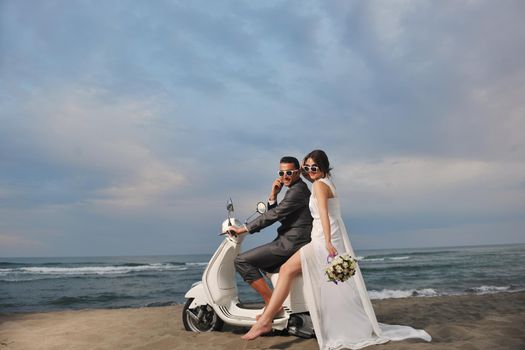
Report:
246,179,313,256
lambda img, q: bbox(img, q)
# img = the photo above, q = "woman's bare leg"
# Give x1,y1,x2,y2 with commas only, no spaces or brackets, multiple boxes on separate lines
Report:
241,250,302,340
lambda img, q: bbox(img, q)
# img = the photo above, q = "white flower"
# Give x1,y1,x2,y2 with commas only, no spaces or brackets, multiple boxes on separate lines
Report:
325,254,358,284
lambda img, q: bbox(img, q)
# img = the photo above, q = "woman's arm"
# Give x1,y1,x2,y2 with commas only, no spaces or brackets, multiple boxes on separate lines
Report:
313,180,338,257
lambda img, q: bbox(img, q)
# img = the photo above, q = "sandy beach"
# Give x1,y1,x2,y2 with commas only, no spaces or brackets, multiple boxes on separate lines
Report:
1,291,524,350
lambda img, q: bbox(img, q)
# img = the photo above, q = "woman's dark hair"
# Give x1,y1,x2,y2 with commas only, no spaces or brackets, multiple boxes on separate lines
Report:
280,156,300,169
303,149,332,176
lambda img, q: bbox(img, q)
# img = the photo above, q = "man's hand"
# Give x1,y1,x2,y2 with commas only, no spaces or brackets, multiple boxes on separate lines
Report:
269,178,283,201
226,225,248,236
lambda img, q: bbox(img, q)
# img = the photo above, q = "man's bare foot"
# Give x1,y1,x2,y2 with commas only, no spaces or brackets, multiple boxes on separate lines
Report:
241,321,273,340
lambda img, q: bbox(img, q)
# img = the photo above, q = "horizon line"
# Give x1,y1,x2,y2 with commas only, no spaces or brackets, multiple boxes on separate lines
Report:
2,241,524,259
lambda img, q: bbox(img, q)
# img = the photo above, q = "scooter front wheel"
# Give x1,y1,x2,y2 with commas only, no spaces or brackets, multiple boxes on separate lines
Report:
182,298,224,332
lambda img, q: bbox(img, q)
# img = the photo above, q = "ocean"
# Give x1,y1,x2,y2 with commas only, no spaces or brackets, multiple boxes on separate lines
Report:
1,244,524,313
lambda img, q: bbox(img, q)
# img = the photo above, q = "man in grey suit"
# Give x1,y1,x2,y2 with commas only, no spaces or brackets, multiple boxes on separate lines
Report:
227,156,312,306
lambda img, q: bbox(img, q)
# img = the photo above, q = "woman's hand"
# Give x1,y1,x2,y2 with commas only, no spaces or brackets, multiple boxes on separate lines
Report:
326,241,338,257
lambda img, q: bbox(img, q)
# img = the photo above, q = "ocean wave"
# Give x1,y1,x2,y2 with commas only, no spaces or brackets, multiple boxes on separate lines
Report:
403,250,455,256
0,263,189,276
1,261,106,268
362,250,454,261
361,262,458,272
368,288,438,299
0,262,30,268
118,263,150,267
368,285,517,300
0,275,83,283
185,262,208,266
465,285,512,294
358,256,411,262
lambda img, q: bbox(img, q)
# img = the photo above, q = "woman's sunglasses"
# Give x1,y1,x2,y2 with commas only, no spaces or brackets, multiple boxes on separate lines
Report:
278,169,299,177
302,165,319,173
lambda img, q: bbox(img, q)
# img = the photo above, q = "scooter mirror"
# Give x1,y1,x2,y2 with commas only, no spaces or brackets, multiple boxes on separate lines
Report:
256,201,267,214
226,198,234,213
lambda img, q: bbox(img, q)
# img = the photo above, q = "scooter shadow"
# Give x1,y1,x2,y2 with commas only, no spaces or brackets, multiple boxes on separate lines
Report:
225,325,286,336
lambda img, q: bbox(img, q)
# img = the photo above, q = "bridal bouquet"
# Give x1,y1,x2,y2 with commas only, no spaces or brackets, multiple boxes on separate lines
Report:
325,254,357,284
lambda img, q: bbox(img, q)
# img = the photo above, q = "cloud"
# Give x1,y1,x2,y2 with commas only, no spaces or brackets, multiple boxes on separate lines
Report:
0,0,524,256
335,156,525,216
92,163,185,208
1,85,187,209
0,233,46,256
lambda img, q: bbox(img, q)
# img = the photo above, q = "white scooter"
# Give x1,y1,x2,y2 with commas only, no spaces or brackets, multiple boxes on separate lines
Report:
182,199,314,338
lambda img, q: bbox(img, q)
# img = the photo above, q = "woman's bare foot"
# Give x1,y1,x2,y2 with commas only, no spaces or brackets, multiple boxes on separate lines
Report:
255,306,285,321
241,320,273,340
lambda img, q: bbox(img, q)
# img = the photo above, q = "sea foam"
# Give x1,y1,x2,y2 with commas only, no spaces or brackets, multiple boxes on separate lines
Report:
368,288,438,299
466,285,512,294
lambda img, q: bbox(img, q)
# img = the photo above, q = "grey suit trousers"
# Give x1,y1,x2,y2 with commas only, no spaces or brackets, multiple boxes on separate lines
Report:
234,241,292,283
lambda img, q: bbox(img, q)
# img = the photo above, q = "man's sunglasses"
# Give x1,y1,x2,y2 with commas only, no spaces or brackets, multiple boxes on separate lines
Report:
302,165,319,173
278,169,299,177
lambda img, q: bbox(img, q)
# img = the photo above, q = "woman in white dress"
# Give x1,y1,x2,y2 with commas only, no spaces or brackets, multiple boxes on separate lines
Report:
242,150,431,349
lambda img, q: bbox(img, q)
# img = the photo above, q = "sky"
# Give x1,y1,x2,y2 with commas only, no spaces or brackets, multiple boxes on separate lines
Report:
1,0,524,257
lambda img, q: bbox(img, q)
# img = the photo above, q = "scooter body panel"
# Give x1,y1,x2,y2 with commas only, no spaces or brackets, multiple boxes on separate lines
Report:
184,282,208,308
203,236,240,306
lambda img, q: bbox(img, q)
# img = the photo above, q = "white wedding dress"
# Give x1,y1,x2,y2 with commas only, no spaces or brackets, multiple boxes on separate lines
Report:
300,177,431,350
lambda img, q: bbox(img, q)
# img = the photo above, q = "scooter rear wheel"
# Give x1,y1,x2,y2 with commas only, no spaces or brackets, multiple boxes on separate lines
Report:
182,298,224,332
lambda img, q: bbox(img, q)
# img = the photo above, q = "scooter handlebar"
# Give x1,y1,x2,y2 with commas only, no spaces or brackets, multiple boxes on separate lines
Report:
220,218,243,235
219,229,237,236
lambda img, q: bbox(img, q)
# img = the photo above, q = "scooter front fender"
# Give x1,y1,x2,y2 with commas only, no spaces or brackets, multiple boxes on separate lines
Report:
184,281,209,308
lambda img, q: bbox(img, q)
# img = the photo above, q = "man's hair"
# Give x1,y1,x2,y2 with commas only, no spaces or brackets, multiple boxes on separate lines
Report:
280,156,300,169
